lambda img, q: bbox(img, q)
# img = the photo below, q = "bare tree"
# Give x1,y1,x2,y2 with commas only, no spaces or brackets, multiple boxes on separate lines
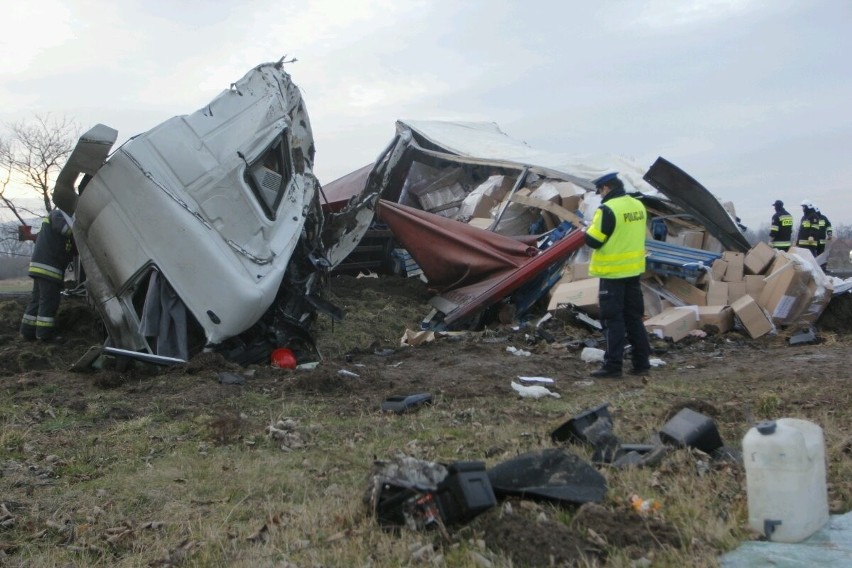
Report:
0,114,80,225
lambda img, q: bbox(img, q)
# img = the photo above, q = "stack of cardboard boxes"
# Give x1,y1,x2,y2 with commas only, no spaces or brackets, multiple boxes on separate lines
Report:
547,241,833,342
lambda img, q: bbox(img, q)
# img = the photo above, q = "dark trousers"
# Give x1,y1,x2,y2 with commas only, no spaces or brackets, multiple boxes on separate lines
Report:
598,276,651,372
20,277,62,340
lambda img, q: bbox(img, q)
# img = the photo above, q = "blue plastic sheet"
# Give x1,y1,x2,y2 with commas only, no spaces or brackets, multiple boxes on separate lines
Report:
720,512,852,567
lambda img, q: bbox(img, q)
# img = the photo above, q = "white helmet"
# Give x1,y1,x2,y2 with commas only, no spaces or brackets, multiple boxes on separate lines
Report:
800,199,814,208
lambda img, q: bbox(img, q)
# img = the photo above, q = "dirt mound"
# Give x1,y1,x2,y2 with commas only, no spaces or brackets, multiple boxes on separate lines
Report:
476,505,590,566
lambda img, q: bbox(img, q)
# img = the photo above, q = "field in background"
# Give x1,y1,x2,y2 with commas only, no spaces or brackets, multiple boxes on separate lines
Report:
0,278,30,294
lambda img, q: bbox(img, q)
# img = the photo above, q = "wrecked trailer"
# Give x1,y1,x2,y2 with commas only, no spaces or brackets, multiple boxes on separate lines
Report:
55,61,375,365
323,120,660,329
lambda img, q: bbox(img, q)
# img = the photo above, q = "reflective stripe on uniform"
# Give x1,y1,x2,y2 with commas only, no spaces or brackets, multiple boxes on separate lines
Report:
35,317,57,327
28,262,64,280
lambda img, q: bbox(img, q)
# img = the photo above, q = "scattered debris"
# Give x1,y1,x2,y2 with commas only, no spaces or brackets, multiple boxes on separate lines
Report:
510,381,560,399
381,393,433,414
659,408,724,454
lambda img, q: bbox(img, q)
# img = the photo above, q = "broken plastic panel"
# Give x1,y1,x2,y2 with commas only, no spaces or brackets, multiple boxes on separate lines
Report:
487,448,606,504
659,408,724,453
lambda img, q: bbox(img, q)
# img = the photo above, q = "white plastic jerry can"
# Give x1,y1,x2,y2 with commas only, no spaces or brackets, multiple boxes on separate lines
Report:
742,418,829,543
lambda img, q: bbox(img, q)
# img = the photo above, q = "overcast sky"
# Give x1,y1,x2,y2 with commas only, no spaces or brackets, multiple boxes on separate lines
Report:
2,0,850,231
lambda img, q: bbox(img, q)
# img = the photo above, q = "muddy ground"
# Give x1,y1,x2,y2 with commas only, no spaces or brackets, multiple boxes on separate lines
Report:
1,275,851,566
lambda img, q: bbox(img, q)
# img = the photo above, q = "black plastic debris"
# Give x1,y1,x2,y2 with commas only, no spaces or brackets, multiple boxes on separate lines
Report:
381,393,433,414
435,461,496,524
551,403,613,444
366,456,495,532
611,445,668,469
659,407,723,453
487,448,606,504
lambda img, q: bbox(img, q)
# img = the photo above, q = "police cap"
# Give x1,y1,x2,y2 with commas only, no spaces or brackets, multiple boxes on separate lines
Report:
772,200,783,207
592,172,619,188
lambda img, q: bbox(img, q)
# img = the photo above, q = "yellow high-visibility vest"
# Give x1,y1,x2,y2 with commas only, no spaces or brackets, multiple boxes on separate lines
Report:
588,195,647,278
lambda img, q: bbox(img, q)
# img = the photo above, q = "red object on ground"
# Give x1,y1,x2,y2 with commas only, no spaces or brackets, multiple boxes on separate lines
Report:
271,348,297,369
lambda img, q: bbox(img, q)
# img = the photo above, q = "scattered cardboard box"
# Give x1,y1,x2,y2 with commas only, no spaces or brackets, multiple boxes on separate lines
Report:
744,275,765,300
467,217,493,230
731,295,773,339
710,259,728,281
727,281,747,304
567,262,589,282
759,261,812,326
744,241,776,275
664,276,707,306
697,305,734,334
682,230,705,249
722,251,744,282
706,280,728,306
703,232,724,254
644,306,699,342
547,277,599,316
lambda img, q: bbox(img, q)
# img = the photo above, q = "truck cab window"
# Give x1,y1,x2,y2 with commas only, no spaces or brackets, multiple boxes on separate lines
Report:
245,133,292,219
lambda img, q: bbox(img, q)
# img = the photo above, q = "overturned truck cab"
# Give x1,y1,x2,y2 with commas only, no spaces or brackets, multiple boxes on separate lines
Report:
56,61,376,365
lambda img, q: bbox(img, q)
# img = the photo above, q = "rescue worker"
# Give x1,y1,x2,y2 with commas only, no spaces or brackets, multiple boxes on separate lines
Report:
584,172,651,378
813,206,833,257
796,200,820,258
768,200,793,252
19,208,75,341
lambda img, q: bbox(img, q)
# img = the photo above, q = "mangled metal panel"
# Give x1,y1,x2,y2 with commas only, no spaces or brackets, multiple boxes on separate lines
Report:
64,61,374,363
643,157,751,253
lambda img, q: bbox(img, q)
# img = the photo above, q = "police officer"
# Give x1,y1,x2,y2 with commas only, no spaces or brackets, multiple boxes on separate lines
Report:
768,200,793,252
19,208,75,341
796,200,819,258
584,172,651,378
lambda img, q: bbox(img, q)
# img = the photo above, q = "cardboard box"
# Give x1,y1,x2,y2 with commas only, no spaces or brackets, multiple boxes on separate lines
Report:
758,261,812,325
744,241,776,275
727,281,747,304
706,281,729,306
796,279,834,325
467,217,493,230
745,275,765,300
697,305,734,334
710,259,728,281
731,295,773,339
644,307,699,342
703,232,724,254
551,181,585,212
547,277,599,316
664,276,707,306
642,284,664,317
681,230,705,249
567,262,589,282
722,251,744,282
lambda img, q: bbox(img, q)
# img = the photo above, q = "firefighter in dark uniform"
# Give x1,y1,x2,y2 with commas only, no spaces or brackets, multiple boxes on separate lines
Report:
796,200,820,258
584,172,651,378
19,208,75,341
768,200,793,252
813,206,832,257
